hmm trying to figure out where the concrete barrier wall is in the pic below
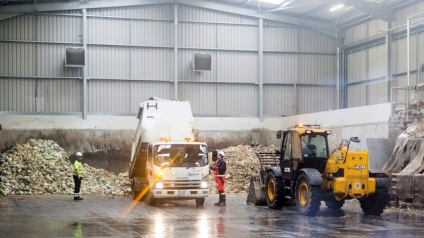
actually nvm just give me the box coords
[0,103,394,172]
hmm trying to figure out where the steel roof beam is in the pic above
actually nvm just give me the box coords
[0,0,336,38]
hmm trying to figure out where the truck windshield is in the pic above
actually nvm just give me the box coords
[154,144,208,167]
[301,134,327,158]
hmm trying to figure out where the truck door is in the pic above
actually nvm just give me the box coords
[281,132,294,180]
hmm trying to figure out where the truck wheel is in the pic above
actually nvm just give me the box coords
[295,174,320,216]
[265,172,284,209]
[325,199,345,209]
[147,194,157,206]
[132,191,141,201]
[359,188,388,216]
[195,198,205,207]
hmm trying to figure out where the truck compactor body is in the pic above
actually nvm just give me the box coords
[129,97,209,206]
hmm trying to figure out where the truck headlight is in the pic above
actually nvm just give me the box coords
[200,181,208,188]
[155,182,164,189]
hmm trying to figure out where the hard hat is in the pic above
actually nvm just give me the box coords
[76,152,83,157]
[217,151,225,157]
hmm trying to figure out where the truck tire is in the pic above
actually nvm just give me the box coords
[195,198,205,207]
[147,194,157,206]
[325,199,345,209]
[359,188,388,216]
[132,191,141,201]
[265,172,284,209]
[295,174,320,216]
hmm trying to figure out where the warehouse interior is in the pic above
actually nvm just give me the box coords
[1,0,424,202]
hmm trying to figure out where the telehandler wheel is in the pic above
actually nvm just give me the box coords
[325,199,345,209]
[195,198,205,207]
[295,174,320,216]
[359,188,388,216]
[265,172,284,209]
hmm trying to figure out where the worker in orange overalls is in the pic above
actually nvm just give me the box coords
[210,150,227,206]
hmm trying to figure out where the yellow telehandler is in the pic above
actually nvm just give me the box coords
[247,124,389,216]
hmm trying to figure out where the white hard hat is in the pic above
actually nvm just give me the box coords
[217,151,225,157]
[76,152,83,157]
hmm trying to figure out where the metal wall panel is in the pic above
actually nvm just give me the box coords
[37,79,81,112]
[264,26,298,52]
[368,80,388,105]
[178,49,214,82]
[347,50,367,83]
[88,46,130,79]
[263,85,294,116]
[0,78,35,111]
[88,4,173,20]
[88,18,129,45]
[297,86,337,114]
[368,44,386,79]
[131,48,173,81]
[393,2,424,27]
[0,15,36,41]
[131,20,173,46]
[263,53,298,84]
[179,22,217,49]
[37,15,81,42]
[217,84,257,116]
[179,5,256,24]
[347,84,367,108]
[129,81,172,113]
[217,24,257,50]
[0,42,35,76]
[179,83,217,115]
[38,44,83,78]
[344,19,386,44]
[393,36,405,75]
[299,29,336,53]
[298,55,336,85]
[216,51,257,83]
[88,80,130,113]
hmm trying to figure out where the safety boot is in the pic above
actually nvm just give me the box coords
[215,194,226,206]
[214,193,223,206]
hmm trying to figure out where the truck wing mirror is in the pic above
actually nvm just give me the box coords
[212,151,217,162]
[276,130,282,139]
[350,137,360,143]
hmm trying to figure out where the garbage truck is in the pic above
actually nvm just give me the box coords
[129,97,209,206]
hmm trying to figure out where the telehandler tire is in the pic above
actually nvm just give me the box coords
[325,199,345,209]
[265,172,284,209]
[359,188,388,216]
[295,174,320,216]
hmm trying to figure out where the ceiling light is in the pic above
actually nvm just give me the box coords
[259,0,285,4]
[330,4,344,12]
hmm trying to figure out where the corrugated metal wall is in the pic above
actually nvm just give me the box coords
[343,1,424,109]
[0,3,337,117]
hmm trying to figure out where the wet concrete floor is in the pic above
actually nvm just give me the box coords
[0,194,423,237]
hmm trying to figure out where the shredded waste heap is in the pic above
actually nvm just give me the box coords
[0,139,276,196]
[0,139,132,196]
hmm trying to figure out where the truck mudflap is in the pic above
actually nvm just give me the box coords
[246,176,267,206]
[298,168,323,186]
[151,188,209,199]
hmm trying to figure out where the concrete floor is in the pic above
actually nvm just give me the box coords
[0,193,423,237]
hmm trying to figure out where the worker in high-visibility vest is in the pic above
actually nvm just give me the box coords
[210,150,227,206]
[73,152,84,201]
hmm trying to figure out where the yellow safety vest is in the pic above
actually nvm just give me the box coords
[74,160,83,176]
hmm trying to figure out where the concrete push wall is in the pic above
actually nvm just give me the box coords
[0,103,394,173]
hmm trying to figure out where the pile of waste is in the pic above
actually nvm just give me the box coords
[0,139,275,196]
[208,144,276,194]
[0,139,132,196]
